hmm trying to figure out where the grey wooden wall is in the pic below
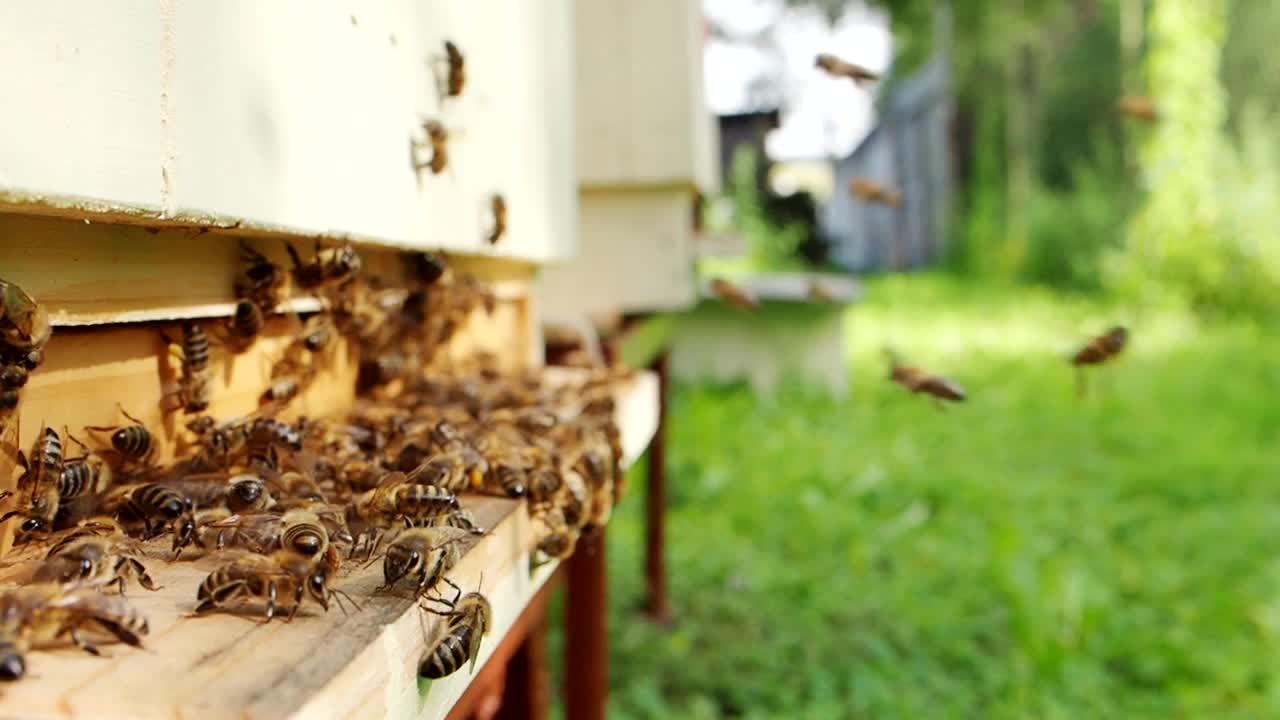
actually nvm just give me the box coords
[822,54,953,272]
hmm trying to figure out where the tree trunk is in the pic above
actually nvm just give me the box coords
[1003,0,1035,275]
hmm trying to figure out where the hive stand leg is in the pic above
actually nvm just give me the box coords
[565,530,607,720]
[644,350,670,625]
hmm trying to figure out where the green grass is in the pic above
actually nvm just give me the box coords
[548,274,1280,719]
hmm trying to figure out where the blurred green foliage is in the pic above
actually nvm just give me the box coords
[867,0,1280,317]
[547,274,1280,718]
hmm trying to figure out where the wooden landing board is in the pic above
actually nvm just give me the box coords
[0,370,659,720]
[0,212,535,327]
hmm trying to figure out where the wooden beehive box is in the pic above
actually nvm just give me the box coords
[535,0,720,318]
[0,3,660,718]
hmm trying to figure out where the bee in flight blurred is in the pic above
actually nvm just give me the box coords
[814,53,880,86]
[1116,96,1158,123]
[708,278,758,313]
[884,349,966,410]
[848,178,901,208]
[1070,326,1128,397]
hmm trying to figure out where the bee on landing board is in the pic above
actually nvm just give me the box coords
[885,349,966,410]
[418,584,492,680]
[814,53,880,85]
[1070,326,1128,397]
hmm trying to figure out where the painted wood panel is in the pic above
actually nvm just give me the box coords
[575,0,718,190]
[536,188,696,316]
[0,1,574,262]
[0,1,163,211]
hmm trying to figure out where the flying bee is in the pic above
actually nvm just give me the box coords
[286,240,362,292]
[414,120,449,176]
[220,299,265,354]
[379,526,473,597]
[708,277,759,312]
[262,355,315,407]
[161,321,212,413]
[34,533,159,594]
[1071,325,1128,397]
[85,407,155,465]
[418,587,492,679]
[849,178,901,208]
[486,194,506,245]
[234,241,287,311]
[443,40,465,97]
[1116,95,1158,123]
[814,53,880,85]
[885,349,966,409]
[0,583,149,681]
[0,277,52,355]
[194,549,356,623]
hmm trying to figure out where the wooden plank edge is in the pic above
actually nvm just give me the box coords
[0,191,570,264]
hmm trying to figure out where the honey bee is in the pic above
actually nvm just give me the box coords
[885,349,966,409]
[234,241,287,311]
[485,194,507,246]
[814,53,879,85]
[85,407,155,465]
[286,241,362,292]
[194,549,356,623]
[0,583,149,681]
[161,321,212,414]
[409,252,447,286]
[34,532,159,594]
[221,299,265,354]
[200,509,340,572]
[379,526,473,596]
[849,178,902,208]
[1,428,66,541]
[245,417,303,472]
[185,414,249,471]
[418,587,492,679]
[708,277,759,312]
[532,509,580,569]
[414,120,449,176]
[0,277,52,356]
[1116,95,1158,123]
[443,40,465,97]
[60,434,113,502]
[808,279,837,303]
[1071,326,1128,397]
[350,477,460,526]
[225,474,274,514]
[299,314,335,353]
[406,450,487,493]
[106,482,195,554]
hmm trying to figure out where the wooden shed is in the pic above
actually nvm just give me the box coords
[0,3,665,719]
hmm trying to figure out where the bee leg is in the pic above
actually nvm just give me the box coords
[287,584,304,622]
[128,559,160,591]
[119,407,146,427]
[68,626,101,657]
[261,581,277,624]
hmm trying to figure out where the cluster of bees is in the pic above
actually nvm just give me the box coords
[0,237,627,685]
[411,39,508,247]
